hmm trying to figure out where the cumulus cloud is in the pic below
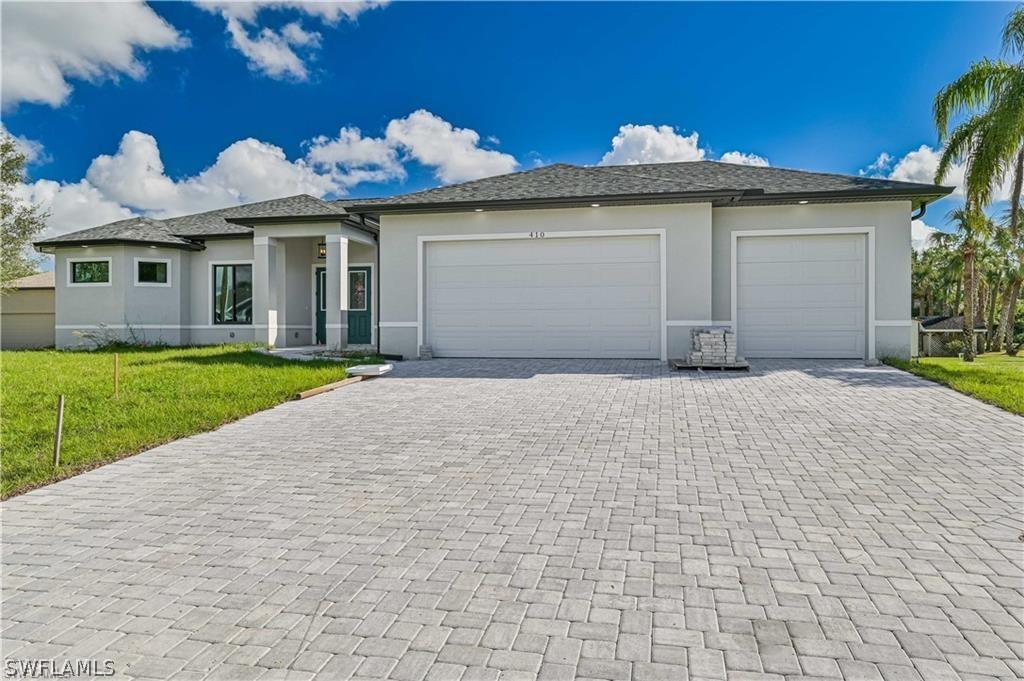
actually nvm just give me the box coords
[0,123,47,165]
[199,1,385,81]
[385,110,518,183]
[911,219,939,253]
[868,144,1011,201]
[18,110,517,237]
[15,180,134,239]
[306,127,406,186]
[84,131,335,218]
[1,1,186,110]
[599,124,705,166]
[719,151,769,167]
[598,124,768,167]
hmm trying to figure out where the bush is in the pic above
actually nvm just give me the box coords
[943,337,964,355]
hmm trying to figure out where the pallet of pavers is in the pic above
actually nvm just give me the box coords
[671,326,750,371]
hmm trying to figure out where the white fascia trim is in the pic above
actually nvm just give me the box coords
[67,256,113,287]
[417,228,669,361]
[730,227,876,361]
[133,257,172,288]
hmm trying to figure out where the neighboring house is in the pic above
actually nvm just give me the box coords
[1,272,56,350]
[35,161,952,360]
[918,315,987,356]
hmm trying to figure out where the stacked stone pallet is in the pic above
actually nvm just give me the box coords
[688,326,739,366]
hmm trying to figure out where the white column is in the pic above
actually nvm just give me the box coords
[253,236,280,347]
[325,234,349,349]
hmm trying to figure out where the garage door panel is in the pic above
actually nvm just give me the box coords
[740,283,864,308]
[738,260,864,286]
[426,235,661,358]
[738,234,866,359]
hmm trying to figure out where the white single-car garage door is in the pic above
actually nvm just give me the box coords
[425,234,661,358]
[737,233,867,358]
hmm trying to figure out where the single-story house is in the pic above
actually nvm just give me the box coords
[918,315,987,356]
[35,160,953,360]
[1,272,55,349]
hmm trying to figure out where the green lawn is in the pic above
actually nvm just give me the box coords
[885,352,1024,416]
[1,345,366,498]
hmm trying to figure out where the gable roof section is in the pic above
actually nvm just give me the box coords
[7,272,55,289]
[35,194,345,249]
[339,160,953,213]
[919,315,986,331]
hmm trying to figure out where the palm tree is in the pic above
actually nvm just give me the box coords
[934,6,1024,353]
[947,206,995,360]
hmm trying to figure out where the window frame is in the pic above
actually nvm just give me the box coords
[209,261,254,326]
[67,257,112,287]
[134,257,172,288]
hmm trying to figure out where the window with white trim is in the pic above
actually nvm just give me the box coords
[135,258,170,286]
[70,260,110,284]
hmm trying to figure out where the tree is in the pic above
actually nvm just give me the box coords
[948,206,995,360]
[934,6,1024,354]
[1,133,48,290]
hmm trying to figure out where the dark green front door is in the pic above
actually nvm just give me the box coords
[348,266,371,344]
[314,267,326,344]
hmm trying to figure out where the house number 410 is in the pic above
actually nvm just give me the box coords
[529,231,546,238]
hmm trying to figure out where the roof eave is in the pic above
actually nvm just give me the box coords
[343,190,746,215]
[33,237,204,251]
[223,214,350,226]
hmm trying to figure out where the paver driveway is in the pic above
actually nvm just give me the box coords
[2,360,1022,681]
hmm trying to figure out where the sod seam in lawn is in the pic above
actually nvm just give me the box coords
[884,352,1024,416]
[1,345,372,498]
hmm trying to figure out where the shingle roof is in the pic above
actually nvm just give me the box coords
[35,217,203,248]
[7,272,54,289]
[339,160,953,212]
[920,315,987,331]
[34,195,344,248]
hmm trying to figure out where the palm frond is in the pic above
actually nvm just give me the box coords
[1003,6,1024,57]
[934,59,1018,137]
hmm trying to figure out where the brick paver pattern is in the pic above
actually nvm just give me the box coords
[2,360,1022,681]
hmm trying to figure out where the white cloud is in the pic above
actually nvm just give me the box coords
[871,144,1011,201]
[1,1,186,109]
[719,151,769,167]
[17,110,517,237]
[912,219,939,253]
[15,180,134,239]
[385,110,518,183]
[199,1,386,81]
[598,124,767,168]
[0,123,47,165]
[223,17,311,80]
[306,127,406,186]
[85,131,335,218]
[599,124,705,166]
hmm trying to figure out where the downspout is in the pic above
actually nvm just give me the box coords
[912,203,927,221]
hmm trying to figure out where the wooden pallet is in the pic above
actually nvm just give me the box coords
[670,358,750,371]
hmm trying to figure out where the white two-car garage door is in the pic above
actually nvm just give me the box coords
[425,234,661,358]
[737,233,867,358]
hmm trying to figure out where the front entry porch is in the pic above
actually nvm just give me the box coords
[251,222,378,350]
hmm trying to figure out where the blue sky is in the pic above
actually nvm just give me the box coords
[1,1,1015,242]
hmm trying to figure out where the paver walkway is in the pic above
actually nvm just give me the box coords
[2,360,1022,681]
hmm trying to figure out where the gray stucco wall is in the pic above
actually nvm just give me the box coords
[379,200,913,360]
[711,200,913,359]
[378,204,713,360]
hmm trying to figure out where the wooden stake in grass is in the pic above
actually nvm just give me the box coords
[53,394,65,469]
[114,353,120,399]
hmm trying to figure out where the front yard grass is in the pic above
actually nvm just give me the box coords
[885,352,1024,416]
[1,344,366,498]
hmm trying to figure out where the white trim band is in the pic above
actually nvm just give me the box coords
[379,321,418,328]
